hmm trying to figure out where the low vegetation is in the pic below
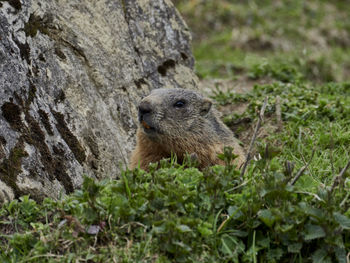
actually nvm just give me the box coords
[0,142,349,262]
[175,0,350,82]
[1,0,349,262]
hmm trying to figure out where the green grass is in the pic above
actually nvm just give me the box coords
[1,0,350,262]
[175,0,350,81]
[213,80,350,188]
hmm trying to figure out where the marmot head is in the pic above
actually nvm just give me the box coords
[138,88,212,142]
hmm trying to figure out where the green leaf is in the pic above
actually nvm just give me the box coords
[267,248,283,261]
[227,206,243,220]
[303,224,326,240]
[198,222,213,237]
[334,247,347,263]
[312,249,331,263]
[221,237,235,257]
[333,212,350,229]
[258,209,275,227]
[176,224,192,233]
[173,241,192,252]
[220,234,245,257]
[152,225,165,234]
[306,207,325,220]
[278,224,294,232]
[288,243,302,253]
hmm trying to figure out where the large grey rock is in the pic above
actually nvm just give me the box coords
[0,0,198,203]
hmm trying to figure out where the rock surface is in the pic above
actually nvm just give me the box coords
[0,0,198,203]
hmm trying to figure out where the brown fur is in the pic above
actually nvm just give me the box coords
[129,88,245,170]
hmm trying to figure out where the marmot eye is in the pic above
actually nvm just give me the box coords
[173,100,186,108]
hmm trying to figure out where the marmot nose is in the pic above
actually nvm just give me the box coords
[138,101,152,120]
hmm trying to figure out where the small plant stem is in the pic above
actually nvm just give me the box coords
[217,204,243,233]
[217,215,229,233]
[122,172,132,199]
[329,123,335,176]
[300,150,313,179]
[253,230,257,263]
[275,95,282,130]
[340,192,350,207]
[290,149,315,186]
[240,97,268,177]
[330,159,350,193]
[298,127,302,153]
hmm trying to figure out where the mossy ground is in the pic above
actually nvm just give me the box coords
[1,0,349,262]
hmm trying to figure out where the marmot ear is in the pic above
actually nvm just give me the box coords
[200,99,212,116]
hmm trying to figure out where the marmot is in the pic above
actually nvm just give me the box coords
[129,88,245,170]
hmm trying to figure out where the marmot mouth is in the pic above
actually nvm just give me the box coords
[141,120,157,133]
